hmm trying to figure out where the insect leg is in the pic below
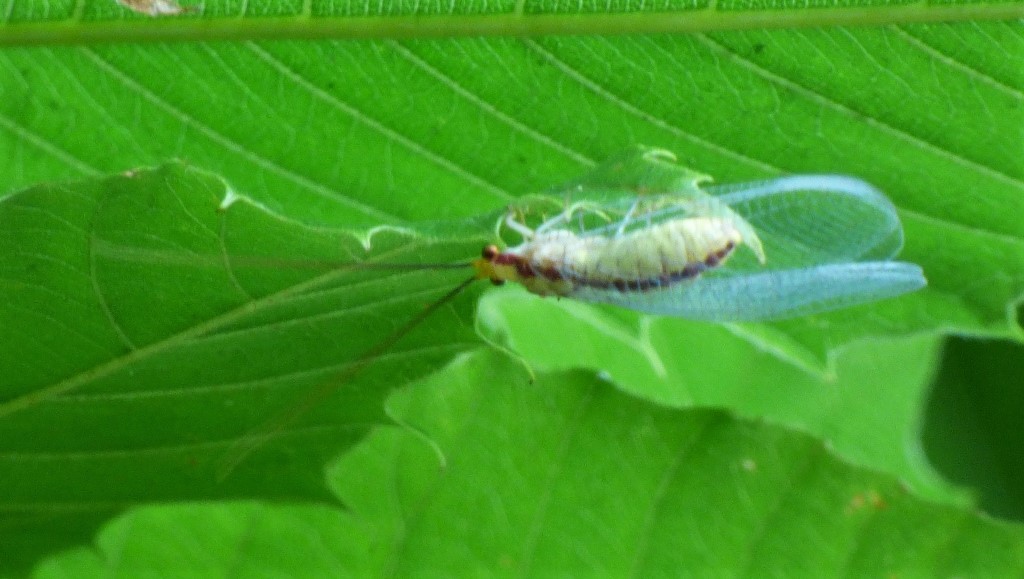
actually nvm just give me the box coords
[503,210,536,240]
[537,201,614,235]
[534,205,576,234]
[614,198,641,238]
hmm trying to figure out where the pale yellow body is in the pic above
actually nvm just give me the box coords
[476,217,754,297]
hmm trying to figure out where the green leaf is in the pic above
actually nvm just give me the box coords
[2,19,1021,358]
[33,351,1024,576]
[0,164,489,570]
[335,353,1024,575]
[3,2,1024,574]
[479,291,958,501]
[0,149,1014,572]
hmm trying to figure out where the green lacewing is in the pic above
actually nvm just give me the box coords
[215,149,925,473]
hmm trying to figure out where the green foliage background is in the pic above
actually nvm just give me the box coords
[2,0,1024,575]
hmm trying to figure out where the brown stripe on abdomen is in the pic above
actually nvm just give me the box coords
[566,240,736,293]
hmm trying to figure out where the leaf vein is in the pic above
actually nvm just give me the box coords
[696,34,1024,192]
[79,47,399,223]
[522,38,779,174]
[388,40,598,167]
[245,42,516,204]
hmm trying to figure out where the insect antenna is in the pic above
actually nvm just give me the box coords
[92,241,475,272]
[217,273,481,479]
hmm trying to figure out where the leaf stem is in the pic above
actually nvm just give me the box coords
[2,4,1024,47]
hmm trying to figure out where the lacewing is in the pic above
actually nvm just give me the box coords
[219,148,926,472]
[473,174,924,320]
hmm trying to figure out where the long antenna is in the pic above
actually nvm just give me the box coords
[217,274,481,479]
[92,242,473,271]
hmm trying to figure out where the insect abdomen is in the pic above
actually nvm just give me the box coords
[590,218,741,278]
[513,217,743,296]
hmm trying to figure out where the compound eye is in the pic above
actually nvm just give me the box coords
[481,244,500,260]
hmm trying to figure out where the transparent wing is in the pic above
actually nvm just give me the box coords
[573,262,926,321]
[708,174,905,267]
[566,174,927,321]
